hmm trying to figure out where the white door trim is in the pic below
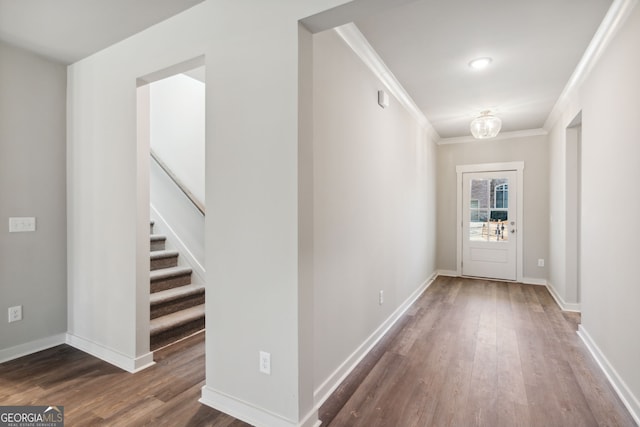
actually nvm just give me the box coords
[456,162,524,282]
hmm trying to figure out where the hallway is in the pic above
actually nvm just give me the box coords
[1,277,635,426]
[321,277,636,426]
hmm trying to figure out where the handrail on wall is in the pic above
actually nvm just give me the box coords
[150,149,206,216]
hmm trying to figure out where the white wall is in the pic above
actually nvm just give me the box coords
[548,2,640,420]
[578,3,640,418]
[564,124,581,305]
[311,29,437,400]
[0,41,67,360]
[66,1,353,425]
[437,135,549,281]
[548,118,570,304]
[147,73,206,280]
[298,22,315,420]
[150,73,205,205]
[150,157,205,280]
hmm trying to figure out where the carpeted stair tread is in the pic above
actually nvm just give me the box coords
[150,249,179,260]
[150,266,192,281]
[148,222,204,351]
[150,249,180,271]
[150,234,167,251]
[150,304,205,336]
[150,284,205,306]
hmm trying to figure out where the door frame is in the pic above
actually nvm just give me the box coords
[456,161,524,282]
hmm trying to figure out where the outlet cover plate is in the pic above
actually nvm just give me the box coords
[8,306,22,323]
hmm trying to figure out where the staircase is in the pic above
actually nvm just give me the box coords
[149,220,205,351]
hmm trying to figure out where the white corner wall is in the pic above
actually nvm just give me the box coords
[150,73,205,205]
[436,135,550,281]
[0,41,68,361]
[310,29,437,403]
[548,117,571,305]
[66,1,354,425]
[579,3,640,420]
[548,2,640,421]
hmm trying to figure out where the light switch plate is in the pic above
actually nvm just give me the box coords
[259,351,271,375]
[9,217,36,232]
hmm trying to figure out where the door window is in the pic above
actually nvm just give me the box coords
[469,178,509,242]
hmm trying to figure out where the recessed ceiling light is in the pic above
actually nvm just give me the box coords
[469,57,493,70]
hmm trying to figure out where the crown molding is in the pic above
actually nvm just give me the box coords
[334,23,441,142]
[543,0,639,131]
[331,0,638,144]
[437,128,548,145]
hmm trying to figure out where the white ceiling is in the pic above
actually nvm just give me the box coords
[0,0,613,139]
[0,0,203,64]
[354,0,612,138]
[183,66,206,83]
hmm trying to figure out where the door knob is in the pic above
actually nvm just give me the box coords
[511,229,516,233]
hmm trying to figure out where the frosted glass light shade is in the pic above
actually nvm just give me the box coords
[468,57,492,70]
[470,111,502,139]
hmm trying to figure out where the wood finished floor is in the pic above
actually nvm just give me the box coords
[320,276,637,426]
[0,332,250,426]
[0,277,636,426]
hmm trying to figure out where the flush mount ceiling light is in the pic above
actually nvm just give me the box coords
[470,110,502,139]
[468,57,492,70]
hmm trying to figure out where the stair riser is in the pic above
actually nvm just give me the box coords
[151,293,205,319]
[149,229,204,353]
[150,240,166,251]
[150,318,205,351]
[150,255,178,271]
[151,274,192,293]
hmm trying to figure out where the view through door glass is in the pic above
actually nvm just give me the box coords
[469,178,509,242]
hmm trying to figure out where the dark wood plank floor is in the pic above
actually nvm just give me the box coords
[0,332,250,426]
[1,277,636,426]
[320,276,637,426]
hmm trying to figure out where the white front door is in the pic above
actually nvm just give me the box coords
[462,171,517,280]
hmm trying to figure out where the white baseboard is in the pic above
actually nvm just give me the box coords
[438,272,550,288]
[198,262,443,427]
[312,271,438,409]
[546,282,581,312]
[522,277,547,286]
[300,410,322,427]
[201,268,436,427]
[150,204,206,286]
[0,333,66,364]
[578,326,640,425]
[200,386,315,427]
[66,333,155,373]
[437,269,458,277]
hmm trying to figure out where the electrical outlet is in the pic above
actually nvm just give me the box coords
[379,290,384,305]
[538,259,545,267]
[8,305,22,323]
[259,351,271,375]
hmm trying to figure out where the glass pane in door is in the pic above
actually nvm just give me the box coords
[469,178,509,242]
